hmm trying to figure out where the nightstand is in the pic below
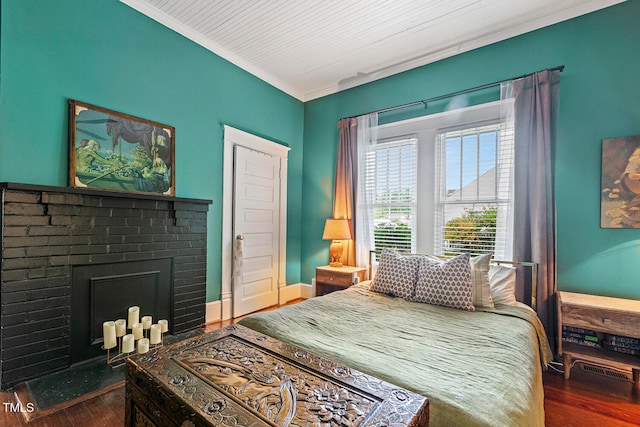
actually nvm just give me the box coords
[557,291,640,388]
[315,265,367,297]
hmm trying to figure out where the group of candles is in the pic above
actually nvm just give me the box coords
[102,306,169,356]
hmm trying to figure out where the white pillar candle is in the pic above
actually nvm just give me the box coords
[122,334,135,353]
[127,306,140,329]
[115,319,127,337]
[158,319,169,333]
[141,316,152,330]
[132,322,144,340]
[137,338,150,354]
[150,324,162,345]
[102,321,117,349]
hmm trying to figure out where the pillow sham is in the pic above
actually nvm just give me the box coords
[488,264,518,306]
[370,250,420,299]
[412,253,474,311]
[470,253,494,309]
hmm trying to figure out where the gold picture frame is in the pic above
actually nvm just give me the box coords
[69,100,175,196]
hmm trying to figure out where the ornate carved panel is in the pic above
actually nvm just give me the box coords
[126,324,428,427]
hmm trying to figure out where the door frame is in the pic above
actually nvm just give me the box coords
[221,125,290,320]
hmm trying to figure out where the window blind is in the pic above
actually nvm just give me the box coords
[364,137,417,255]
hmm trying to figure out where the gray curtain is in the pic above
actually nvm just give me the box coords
[333,117,359,266]
[512,69,561,350]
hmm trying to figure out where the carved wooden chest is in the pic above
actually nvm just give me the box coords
[126,324,428,426]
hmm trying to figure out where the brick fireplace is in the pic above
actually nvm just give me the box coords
[0,183,211,389]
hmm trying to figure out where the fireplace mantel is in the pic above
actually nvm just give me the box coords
[0,182,212,389]
[0,182,212,205]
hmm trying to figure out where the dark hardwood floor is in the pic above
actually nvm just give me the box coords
[543,365,640,426]
[0,385,125,427]
[2,304,639,426]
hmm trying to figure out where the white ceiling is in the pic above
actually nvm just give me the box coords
[121,0,625,101]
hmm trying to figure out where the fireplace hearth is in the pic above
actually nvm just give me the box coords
[0,183,211,389]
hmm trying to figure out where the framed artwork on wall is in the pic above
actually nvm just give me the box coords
[69,100,175,196]
[601,135,640,228]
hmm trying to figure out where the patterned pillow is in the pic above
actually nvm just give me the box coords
[470,253,494,309]
[370,250,420,299]
[412,253,475,311]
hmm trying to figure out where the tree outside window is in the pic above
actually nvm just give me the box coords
[443,206,497,256]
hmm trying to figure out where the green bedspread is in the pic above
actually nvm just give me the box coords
[239,282,552,427]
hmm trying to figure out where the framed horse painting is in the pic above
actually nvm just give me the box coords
[69,99,175,196]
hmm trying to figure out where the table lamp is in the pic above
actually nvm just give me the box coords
[322,219,352,267]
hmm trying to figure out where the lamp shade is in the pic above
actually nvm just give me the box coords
[322,219,352,240]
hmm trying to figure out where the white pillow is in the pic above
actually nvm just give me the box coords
[470,253,494,309]
[412,253,475,311]
[488,264,518,306]
[370,250,420,299]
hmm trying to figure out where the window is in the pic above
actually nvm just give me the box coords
[364,136,417,254]
[359,100,514,260]
[434,122,513,256]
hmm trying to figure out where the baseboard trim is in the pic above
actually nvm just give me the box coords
[205,300,222,324]
[280,283,313,303]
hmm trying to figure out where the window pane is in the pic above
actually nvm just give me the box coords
[435,123,511,256]
[461,133,479,200]
[443,204,497,256]
[478,131,497,199]
[445,137,461,198]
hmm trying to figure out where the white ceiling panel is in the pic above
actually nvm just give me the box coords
[120,0,626,101]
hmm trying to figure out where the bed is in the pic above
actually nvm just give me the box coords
[239,251,553,427]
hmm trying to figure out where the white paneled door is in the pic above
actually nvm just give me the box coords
[232,145,281,317]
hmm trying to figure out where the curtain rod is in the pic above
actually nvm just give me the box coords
[344,65,564,119]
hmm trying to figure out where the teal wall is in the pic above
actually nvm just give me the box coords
[0,0,304,301]
[302,1,640,299]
